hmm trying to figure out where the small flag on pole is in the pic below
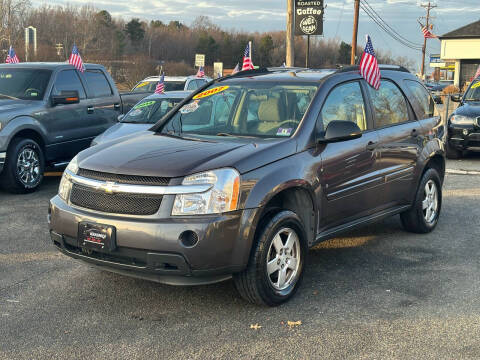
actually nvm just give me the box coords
[359,35,381,90]
[155,73,165,94]
[5,46,20,64]
[69,44,85,72]
[242,42,254,71]
[232,63,240,75]
[419,22,437,39]
[196,66,205,78]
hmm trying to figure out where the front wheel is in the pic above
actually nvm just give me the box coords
[233,210,307,306]
[400,168,442,234]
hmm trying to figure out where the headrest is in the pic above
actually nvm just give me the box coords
[258,98,281,123]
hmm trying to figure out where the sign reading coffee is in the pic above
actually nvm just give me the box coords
[295,0,324,36]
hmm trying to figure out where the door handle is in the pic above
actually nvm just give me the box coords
[411,128,418,137]
[87,106,94,113]
[366,141,377,151]
[114,103,121,110]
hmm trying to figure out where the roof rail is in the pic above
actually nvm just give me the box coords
[336,64,410,73]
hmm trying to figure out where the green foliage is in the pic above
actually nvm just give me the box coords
[258,35,274,67]
[125,18,145,44]
[338,41,351,65]
[196,33,219,62]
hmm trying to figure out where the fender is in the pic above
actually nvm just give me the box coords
[0,115,48,151]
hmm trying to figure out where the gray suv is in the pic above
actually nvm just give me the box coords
[49,66,446,306]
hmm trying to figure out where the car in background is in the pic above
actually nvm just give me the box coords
[131,76,211,94]
[446,78,480,159]
[91,91,190,146]
[425,81,453,104]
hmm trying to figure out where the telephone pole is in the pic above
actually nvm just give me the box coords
[351,0,360,65]
[286,0,295,67]
[419,2,436,79]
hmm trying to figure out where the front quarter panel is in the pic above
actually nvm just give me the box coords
[0,115,48,151]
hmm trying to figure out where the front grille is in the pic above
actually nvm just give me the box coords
[77,168,170,186]
[70,184,162,215]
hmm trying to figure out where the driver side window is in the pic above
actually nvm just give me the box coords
[320,81,367,131]
[52,70,86,99]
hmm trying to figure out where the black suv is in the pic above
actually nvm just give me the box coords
[49,66,446,306]
[447,78,480,159]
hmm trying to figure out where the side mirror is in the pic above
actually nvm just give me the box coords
[320,120,362,143]
[117,114,125,122]
[450,94,462,103]
[51,91,80,106]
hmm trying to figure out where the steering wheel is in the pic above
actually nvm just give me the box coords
[24,88,41,98]
[277,120,298,130]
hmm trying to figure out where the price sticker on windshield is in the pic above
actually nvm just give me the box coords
[193,86,229,100]
[134,100,156,109]
[471,82,480,89]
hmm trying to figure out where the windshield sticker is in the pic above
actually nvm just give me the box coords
[471,82,480,89]
[129,109,143,117]
[193,86,229,100]
[180,100,200,114]
[133,100,156,109]
[136,82,149,88]
[277,128,293,136]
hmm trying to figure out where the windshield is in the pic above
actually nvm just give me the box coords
[159,82,318,138]
[133,81,186,93]
[0,69,52,100]
[122,97,183,124]
[464,80,480,101]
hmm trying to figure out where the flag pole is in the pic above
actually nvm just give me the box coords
[249,41,252,60]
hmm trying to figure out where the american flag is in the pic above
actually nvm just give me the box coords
[241,42,254,71]
[421,25,437,39]
[5,46,19,64]
[359,35,381,90]
[474,65,480,80]
[232,63,240,75]
[196,66,205,78]
[69,44,85,72]
[155,73,165,94]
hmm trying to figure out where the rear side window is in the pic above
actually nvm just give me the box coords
[320,81,367,131]
[404,80,436,119]
[53,70,86,99]
[368,80,409,127]
[84,70,113,98]
[186,80,197,91]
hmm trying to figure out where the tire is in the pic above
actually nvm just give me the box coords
[446,141,462,159]
[0,138,45,194]
[400,168,442,234]
[233,210,307,306]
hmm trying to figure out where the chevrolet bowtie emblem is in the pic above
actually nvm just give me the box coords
[100,181,118,194]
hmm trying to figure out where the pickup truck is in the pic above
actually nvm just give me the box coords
[0,62,149,193]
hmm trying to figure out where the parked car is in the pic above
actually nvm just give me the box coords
[91,91,191,146]
[0,62,151,193]
[447,78,480,159]
[49,66,445,306]
[424,81,453,104]
[131,76,211,94]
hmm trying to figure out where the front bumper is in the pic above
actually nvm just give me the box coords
[49,195,257,285]
[448,125,480,151]
[0,151,5,174]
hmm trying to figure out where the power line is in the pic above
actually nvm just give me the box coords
[359,2,423,51]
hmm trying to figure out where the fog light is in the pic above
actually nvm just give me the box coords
[179,230,199,247]
[463,129,469,136]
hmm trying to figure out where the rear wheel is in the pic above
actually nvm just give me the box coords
[233,210,307,306]
[400,168,442,234]
[0,138,44,193]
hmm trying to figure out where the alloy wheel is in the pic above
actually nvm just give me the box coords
[16,147,40,186]
[422,179,438,224]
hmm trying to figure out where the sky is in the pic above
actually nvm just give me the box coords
[33,0,480,72]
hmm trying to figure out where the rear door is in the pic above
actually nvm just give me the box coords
[81,69,121,139]
[366,78,422,207]
[42,69,91,160]
[318,81,383,230]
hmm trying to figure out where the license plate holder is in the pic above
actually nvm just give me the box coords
[78,222,116,253]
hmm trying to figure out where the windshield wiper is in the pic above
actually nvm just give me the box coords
[464,98,480,102]
[216,132,236,137]
[0,93,19,100]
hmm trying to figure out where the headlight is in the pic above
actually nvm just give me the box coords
[172,168,240,216]
[58,156,78,201]
[450,115,474,125]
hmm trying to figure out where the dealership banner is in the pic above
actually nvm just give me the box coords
[295,0,324,36]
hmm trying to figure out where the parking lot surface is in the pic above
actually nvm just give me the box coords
[1,156,480,359]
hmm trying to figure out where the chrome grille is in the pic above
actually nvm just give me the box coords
[70,184,162,215]
[77,168,170,186]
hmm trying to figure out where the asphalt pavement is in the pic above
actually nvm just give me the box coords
[1,156,480,359]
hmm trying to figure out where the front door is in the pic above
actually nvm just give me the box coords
[317,81,383,231]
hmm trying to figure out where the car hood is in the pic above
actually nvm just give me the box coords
[453,102,480,118]
[94,123,152,145]
[78,132,297,177]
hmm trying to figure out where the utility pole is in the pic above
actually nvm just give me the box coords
[286,0,295,67]
[419,2,436,79]
[351,0,360,65]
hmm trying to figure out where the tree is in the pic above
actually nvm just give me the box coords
[196,33,218,63]
[338,41,351,65]
[258,35,274,67]
[125,18,145,44]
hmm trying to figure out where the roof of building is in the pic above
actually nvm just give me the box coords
[440,20,480,39]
